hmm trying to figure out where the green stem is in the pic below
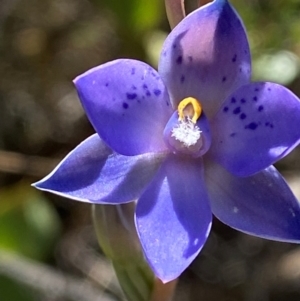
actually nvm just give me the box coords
[92,204,155,301]
[198,0,213,7]
[150,278,178,301]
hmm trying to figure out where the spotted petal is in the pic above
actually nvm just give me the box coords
[205,160,300,242]
[159,0,251,117]
[209,82,300,176]
[135,154,212,282]
[33,134,166,204]
[74,59,173,155]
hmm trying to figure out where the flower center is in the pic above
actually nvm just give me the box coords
[171,97,203,147]
[164,97,211,157]
[163,97,211,158]
[171,118,201,147]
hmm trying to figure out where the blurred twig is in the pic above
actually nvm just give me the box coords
[57,227,125,300]
[0,150,58,177]
[0,250,118,301]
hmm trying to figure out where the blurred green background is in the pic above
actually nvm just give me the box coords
[1,0,300,300]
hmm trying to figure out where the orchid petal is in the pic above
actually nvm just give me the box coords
[74,59,173,155]
[205,160,300,242]
[159,0,251,117]
[135,154,212,282]
[33,134,166,204]
[209,82,300,176]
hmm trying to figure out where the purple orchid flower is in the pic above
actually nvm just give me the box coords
[33,0,300,283]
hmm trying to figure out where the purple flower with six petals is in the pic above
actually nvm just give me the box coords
[33,0,300,283]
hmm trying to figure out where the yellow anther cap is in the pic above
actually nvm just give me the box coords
[177,97,202,123]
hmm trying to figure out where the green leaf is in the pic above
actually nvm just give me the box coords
[94,0,163,33]
[0,275,36,301]
[0,182,61,260]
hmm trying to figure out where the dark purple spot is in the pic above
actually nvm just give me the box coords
[188,56,193,62]
[239,67,242,73]
[240,98,246,104]
[143,84,148,89]
[153,89,161,96]
[126,93,137,100]
[131,68,135,75]
[232,54,237,62]
[230,133,236,137]
[105,82,109,87]
[255,88,259,92]
[222,76,227,82]
[180,75,185,83]
[223,106,229,112]
[231,97,236,103]
[240,113,246,120]
[253,96,258,102]
[265,122,274,129]
[176,55,183,64]
[137,99,141,103]
[123,102,129,109]
[163,51,167,57]
[166,101,170,106]
[268,88,271,92]
[146,91,151,97]
[132,85,137,90]
[258,105,264,112]
[233,107,241,114]
[151,72,160,80]
[172,43,177,49]
[245,122,258,130]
